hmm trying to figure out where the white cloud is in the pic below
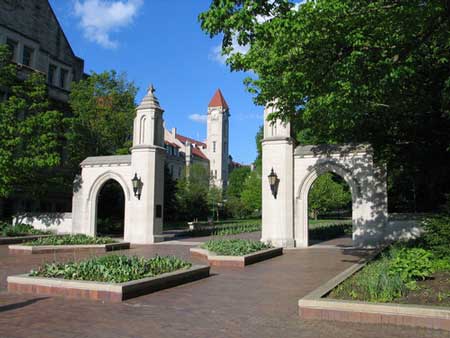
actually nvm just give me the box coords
[74,0,143,49]
[210,37,250,65]
[189,114,208,124]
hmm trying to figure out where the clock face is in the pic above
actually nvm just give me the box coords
[210,110,219,120]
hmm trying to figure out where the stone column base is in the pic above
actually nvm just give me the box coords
[262,238,295,248]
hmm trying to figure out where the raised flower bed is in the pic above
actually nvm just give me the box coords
[190,239,282,267]
[299,215,450,331]
[9,234,130,254]
[8,254,210,302]
[0,223,55,245]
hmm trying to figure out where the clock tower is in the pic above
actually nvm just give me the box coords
[206,89,229,188]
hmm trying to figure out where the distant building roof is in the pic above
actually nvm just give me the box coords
[165,140,180,149]
[208,89,229,109]
[175,134,207,148]
[192,147,208,160]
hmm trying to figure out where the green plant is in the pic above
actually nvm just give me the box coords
[29,255,191,283]
[201,239,271,256]
[0,223,50,237]
[309,223,352,241]
[24,234,116,246]
[387,247,434,282]
[331,258,407,303]
[422,214,450,258]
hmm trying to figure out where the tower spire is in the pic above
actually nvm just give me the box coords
[208,88,229,109]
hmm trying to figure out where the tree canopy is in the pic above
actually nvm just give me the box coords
[66,71,137,167]
[200,0,450,211]
[0,45,63,198]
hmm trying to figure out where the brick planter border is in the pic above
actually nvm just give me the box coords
[7,265,210,302]
[9,242,130,254]
[190,247,282,267]
[298,255,450,331]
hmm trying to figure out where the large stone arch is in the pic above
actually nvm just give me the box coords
[293,144,388,248]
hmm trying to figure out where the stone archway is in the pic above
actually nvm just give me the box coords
[295,160,360,247]
[90,174,129,238]
[293,145,388,248]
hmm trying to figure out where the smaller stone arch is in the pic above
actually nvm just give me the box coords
[293,144,388,248]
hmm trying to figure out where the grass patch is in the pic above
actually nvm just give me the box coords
[29,254,192,283]
[201,239,271,256]
[0,223,50,237]
[24,234,117,246]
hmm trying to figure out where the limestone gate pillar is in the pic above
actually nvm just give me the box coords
[261,102,295,248]
[128,86,166,244]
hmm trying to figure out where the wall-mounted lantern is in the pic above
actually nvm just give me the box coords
[268,168,279,199]
[132,173,143,200]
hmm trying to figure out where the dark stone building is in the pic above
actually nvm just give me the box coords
[0,0,84,102]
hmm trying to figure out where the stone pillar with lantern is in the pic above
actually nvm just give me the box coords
[261,101,295,248]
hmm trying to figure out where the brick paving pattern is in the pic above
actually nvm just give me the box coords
[0,236,448,338]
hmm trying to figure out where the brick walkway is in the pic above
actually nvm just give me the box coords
[0,237,448,338]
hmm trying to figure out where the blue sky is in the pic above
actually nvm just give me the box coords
[48,0,263,165]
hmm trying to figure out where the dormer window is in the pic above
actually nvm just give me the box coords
[60,68,68,89]
[22,46,34,67]
[6,38,18,62]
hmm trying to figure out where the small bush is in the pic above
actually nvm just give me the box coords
[331,257,407,302]
[309,223,351,241]
[24,234,116,246]
[421,214,450,258]
[0,222,50,237]
[387,246,434,282]
[30,255,191,283]
[201,239,271,256]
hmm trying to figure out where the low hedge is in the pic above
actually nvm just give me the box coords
[201,239,271,256]
[24,234,116,246]
[0,223,50,237]
[30,254,192,283]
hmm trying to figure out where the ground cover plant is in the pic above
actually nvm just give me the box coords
[309,223,351,241]
[201,239,271,256]
[24,234,116,246]
[0,222,50,237]
[329,214,450,304]
[30,254,192,283]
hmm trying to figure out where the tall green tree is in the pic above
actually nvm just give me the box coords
[175,164,210,220]
[66,71,137,167]
[309,173,351,219]
[200,0,450,211]
[0,45,63,198]
[227,166,251,198]
[240,171,262,215]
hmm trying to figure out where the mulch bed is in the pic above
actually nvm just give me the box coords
[394,272,450,307]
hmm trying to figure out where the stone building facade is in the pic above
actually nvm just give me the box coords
[0,0,85,103]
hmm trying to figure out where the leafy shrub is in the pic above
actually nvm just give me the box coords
[212,223,261,236]
[331,257,407,302]
[387,246,434,282]
[421,214,450,258]
[0,222,50,237]
[24,234,116,246]
[309,223,351,241]
[201,239,271,256]
[30,255,191,283]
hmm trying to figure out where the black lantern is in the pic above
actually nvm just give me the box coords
[131,173,143,200]
[268,168,279,198]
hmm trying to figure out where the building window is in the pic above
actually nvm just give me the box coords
[60,68,68,89]
[178,167,182,178]
[48,64,57,85]
[170,165,174,176]
[214,170,217,178]
[213,141,216,153]
[22,46,34,67]
[6,38,18,61]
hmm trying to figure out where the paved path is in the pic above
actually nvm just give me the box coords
[0,238,447,338]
